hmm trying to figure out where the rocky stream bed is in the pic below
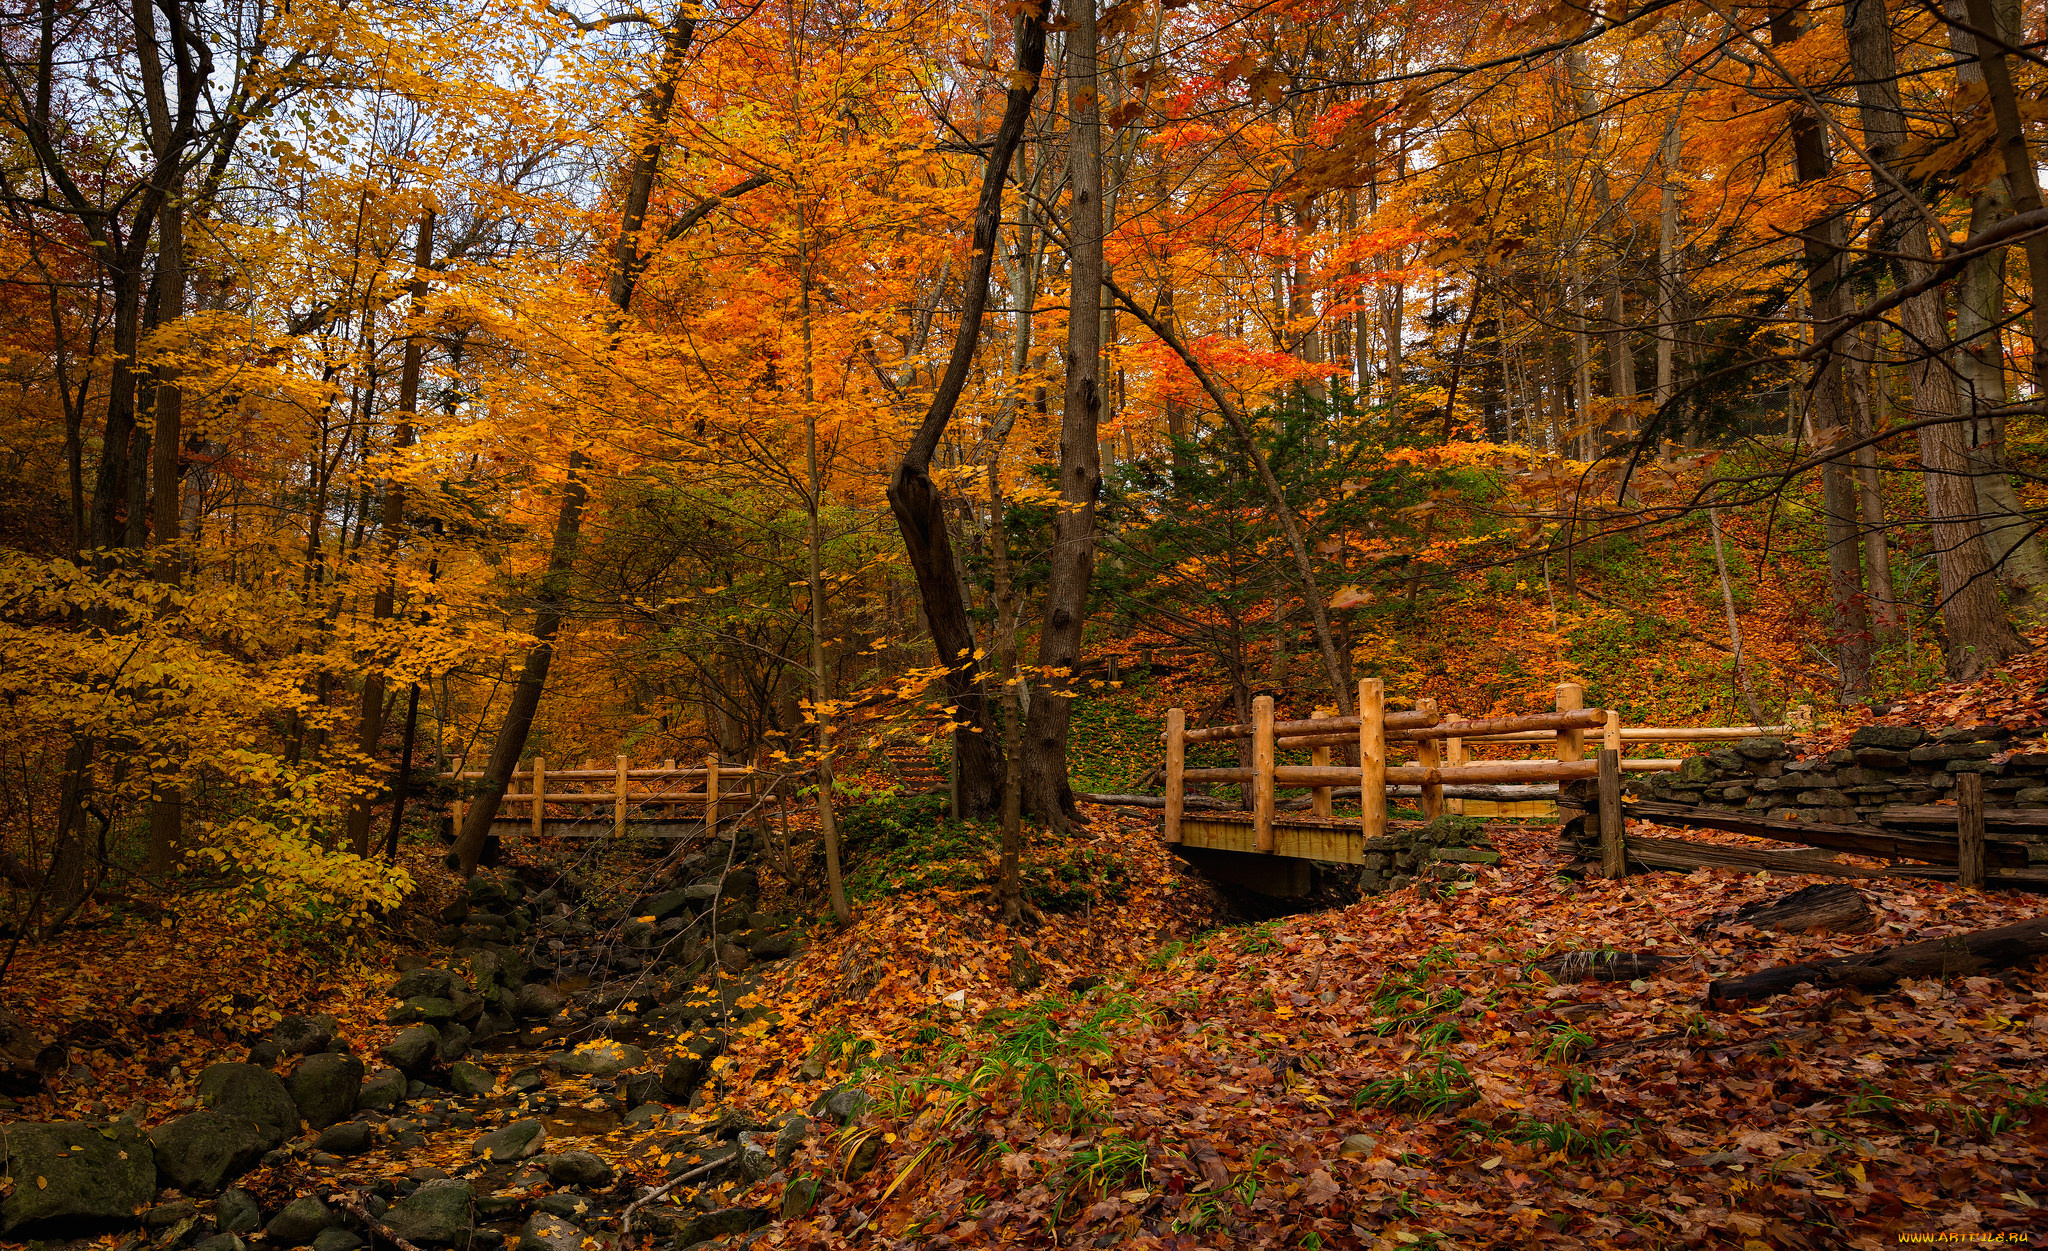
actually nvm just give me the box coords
[0,853,843,1251]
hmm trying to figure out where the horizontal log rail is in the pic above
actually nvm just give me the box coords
[1178,708,1437,745]
[449,753,760,841]
[1456,725,1793,744]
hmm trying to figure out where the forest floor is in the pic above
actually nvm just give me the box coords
[6,699,2048,1249]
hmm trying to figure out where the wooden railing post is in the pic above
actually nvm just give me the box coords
[1311,743,1333,817]
[1417,697,1443,819]
[1164,707,1186,843]
[705,753,721,833]
[1555,682,1585,764]
[1252,695,1276,853]
[1359,678,1386,841]
[614,755,629,838]
[1958,770,1986,889]
[1603,710,1622,756]
[1445,733,1466,815]
[532,756,545,838]
[1598,746,1625,879]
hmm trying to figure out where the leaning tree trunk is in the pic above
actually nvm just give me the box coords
[885,9,1046,820]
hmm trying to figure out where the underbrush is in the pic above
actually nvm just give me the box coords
[836,793,1135,913]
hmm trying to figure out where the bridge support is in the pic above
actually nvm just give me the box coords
[1176,845,1313,898]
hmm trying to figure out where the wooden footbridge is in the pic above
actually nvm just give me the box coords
[447,756,758,840]
[1162,679,1786,876]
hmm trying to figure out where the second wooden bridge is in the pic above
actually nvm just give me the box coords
[1163,679,1782,867]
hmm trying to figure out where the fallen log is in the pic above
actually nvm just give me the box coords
[1077,792,1228,811]
[1534,950,1679,983]
[1622,800,2030,869]
[1705,916,2048,1005]
[1693,883,1875,936]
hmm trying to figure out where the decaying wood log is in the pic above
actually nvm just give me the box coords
[1534,950,1679,983]
[1693,883,1875,936]
[1706,916,2048,1005]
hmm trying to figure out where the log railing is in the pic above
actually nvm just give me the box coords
[1161,680,1791,852]
[445,755,757,839]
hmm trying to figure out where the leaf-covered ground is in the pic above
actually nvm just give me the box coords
[724,813,2048,1250]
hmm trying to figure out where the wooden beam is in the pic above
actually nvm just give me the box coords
[1445,734,1466,815]
[1360,678,1386,842]
[1604,710,1622,756]
[1182,706,1437,745]
[706,753,721,831]
[532,756,545,839]
[1311,744,1333,817]
[1457,725,1793,744]
[1165,707,1186,842]
[1253,695,1276,853]
[615,755,629,838]
[1958,771,1986,890]
[1621,800,2030,868]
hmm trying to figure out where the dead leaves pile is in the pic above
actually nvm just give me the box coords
[738,820,2047,1249]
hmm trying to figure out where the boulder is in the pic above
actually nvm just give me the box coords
[507,984,565,1021]
[639,890,693,921]
[149,1109,268,1196]
[676,1209,767,1245]
[660,1033,725,1102]
[288,1052,365,1130]
[435,1022,473,1064]
[390,968,464,1001]
[814,1084,871,1126]
[197,1063,299,1146]
[381,1025,440,1075]
[518,1214,585,1251]
[0,1119,156,1232]
[748,932,801,960]
[554,1041,643,1078]
[389,996,457,1026]
[543,1150,614,1188]
[471,1118,544,1161]
[383,1179,474,1244]
[314,1121,374,1155]
[271,1014,338,1057]
[264,1196,337,1246]
[356,1067,407,1110]
[1849,725,1926,750]
[1733,736,1787,761]
[313,1229,365,1251]
[449,1061,495,1097]
[194,1236,245,1251]
[216,1188,263,1234]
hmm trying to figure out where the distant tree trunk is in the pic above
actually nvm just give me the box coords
[1773,2,1870,700]
[1654,102,1683,408]
[1845,327,1904,641]
[146,192,188,872]
[1021,0,1105,828]
[347,213,433,857]
[1846,0,2025,678]
[886,8,1046,821]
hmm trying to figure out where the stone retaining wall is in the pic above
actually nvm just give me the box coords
[1639,724,2048,828]
[1356,817,1500,894]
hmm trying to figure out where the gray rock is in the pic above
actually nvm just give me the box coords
[382,1025,441,1074]
[1850,725,1926,750]
[449,1061,495,1096]
[1733,736,1786,761]
[554,1041,644,1077]
[314,1121,374,1155]
[533,1195,594,1219]
[508,983,566,1021]
[357,1067,407,1110]
[748,932,801,960]
[814,1084,871,1126]
[717,941,751,973]
[0,1119,156,1232]
[390,996,458,1025]
[471,1118,544,1161]
[264,1196,337,1246]
[676,1209,768,1245]
[519,1214,585,1251]
[390,968,464,1001]
[640,889,693,920]
[149,1109,268,1196]
[661,1032,726,1102]
[272,1014,338,1057]
[146,1200,199,1230]
[216,1188,263,1233]
[779,1178,820,1219]
[384,1179,474,1244]
[435,1022,473,1064]
[194,1236,246,1251]
[197,1062,299,1146]
[289,1052,365,1130]
[543,1149,614,1188]
[313,1228,365,1251]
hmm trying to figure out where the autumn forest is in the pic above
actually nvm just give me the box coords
[3,0,2048,1244]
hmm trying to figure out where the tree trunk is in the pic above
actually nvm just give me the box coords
[1845,0,2026,679]
[348,213,434,857]
[452,10,704,874]
[1021,0,1105,828]
[1707,916,2048,1004]
[885,10,1046,820]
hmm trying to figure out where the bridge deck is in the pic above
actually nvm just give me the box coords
[1175,811,1426,864]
